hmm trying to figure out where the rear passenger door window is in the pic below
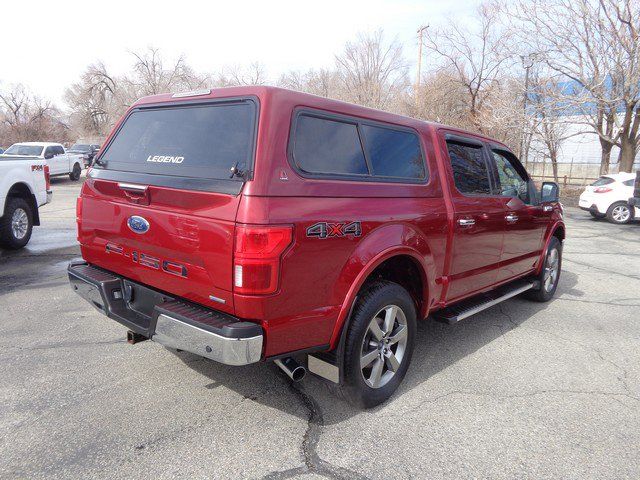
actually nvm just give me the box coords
[290,111,427,182]
[446,141,492,195]
[293,115,368,176]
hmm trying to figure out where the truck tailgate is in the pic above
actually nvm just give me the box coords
[78,178,240,314]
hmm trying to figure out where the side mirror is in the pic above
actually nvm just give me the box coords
[44,153,54,159]
[541,182,559,203]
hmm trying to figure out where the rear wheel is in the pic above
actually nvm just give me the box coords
[69,163,82,181]
[0,197,33,249]
[526,236,561,302]
[606,202,633,224]
[337,281,416,408]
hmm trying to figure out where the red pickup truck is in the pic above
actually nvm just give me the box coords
[68,86,564,407]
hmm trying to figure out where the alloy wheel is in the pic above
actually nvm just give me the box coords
[11,208,28,240]
[543,247,559,292]
[611,205,631,223]
[359,305,408,389]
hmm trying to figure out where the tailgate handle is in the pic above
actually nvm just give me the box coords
[118,182,150,204]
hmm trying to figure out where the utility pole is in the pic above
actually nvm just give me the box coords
[519,53,537,163]
[415,25,429,113]
[416,25,429,88]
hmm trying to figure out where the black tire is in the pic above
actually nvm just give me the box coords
[69,163,82,181]
[526,236,562,302]
[336,281,416,408]
[589,211,605,219]
[606,201,633,224]
[0,197,34,250]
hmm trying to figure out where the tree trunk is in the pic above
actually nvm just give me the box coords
[617,136,636,173]
[550,152,559,183]
[599,140,613,175]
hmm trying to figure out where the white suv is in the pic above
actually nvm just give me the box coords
[579,172,638,224]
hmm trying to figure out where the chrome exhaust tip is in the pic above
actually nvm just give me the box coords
[274,357,306,382]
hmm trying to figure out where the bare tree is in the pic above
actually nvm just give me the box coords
[278,69,340,98]
[127,47,208,97]
[64,62,120,138]
[215,62,268,87]
[65,48,210,139]
[423,1,511,133]
[527,74,578,181]
[601,0,640,171]
[410,70,475,128]
[0,84,70,145]
[510,0,640,173]
[334,30,408,110]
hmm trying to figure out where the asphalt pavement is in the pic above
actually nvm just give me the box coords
[1,175,638,479]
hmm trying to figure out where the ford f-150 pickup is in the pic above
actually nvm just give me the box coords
[2,142,84,181]
[0,154,52,249]
[68,86,564,407]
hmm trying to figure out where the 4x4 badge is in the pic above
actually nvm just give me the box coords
[306,221,362,239]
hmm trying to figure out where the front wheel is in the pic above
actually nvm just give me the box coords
[0,197,34,249]
[337,281,416,408]
[606,202,633,224]
[69,163,82,181]
[526,236,562,302]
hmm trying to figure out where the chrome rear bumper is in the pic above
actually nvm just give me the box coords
[68,261,263,366]
[153,314,262,365]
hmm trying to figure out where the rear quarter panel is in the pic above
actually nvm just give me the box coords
[235,195,448,357]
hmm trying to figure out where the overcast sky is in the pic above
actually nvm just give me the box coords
[3,0,479,106]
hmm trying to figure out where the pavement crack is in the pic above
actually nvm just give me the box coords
[498,303,519,329]
[496,303,637,400]
[401,388,640,415]
[563,258,640,281]
[262,380,370,480]
[5,338,124,352]
[555,296,640,307]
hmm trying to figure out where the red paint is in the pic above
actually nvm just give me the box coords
[77,86,564,358]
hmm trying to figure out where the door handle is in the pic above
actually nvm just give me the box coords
[505,214,518,223]
[458,218,476,226]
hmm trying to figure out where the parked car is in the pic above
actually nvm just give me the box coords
[627,172,640,211]
[67,86,564,408]
[0,152,52,249]
[1,142,84,181]
[68,143,100,167]
[578,172,638,224]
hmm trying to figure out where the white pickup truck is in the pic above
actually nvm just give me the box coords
[0,154,52,249]
[1,142,84,181]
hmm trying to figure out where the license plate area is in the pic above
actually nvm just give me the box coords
[122,279,174,320]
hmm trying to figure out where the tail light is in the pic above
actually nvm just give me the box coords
[76,197,83,240]
[234,225,293,295]
[594,187,613,193]
[44,164,51,190]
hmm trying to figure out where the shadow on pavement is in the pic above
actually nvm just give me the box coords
[170,269,581,425]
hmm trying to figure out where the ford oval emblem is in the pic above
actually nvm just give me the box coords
[127,215,150,234]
